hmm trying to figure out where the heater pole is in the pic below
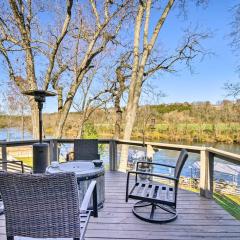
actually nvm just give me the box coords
[22,90,56,173]
[38,102,43,143]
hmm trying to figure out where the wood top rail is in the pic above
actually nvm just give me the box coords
[0,138,239,165]
[116,140,240,164]
[0,138,113,147]
[207,147,240,165]
[116,139,204,153]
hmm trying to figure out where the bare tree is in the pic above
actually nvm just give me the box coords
[0,0,131,139]
[50,0,132,138]
[72,67,112,138]
[224,82,240,98]
[226,3,240,98]
[119,0,208,171]
[1,81,30,140]
[0,0,74,138]
[105,52,132,139]
[135,85,165,145]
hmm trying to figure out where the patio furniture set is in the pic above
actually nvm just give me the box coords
[0,139,188,240]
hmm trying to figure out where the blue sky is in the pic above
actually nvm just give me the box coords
[151,0,240,104]
[1,1,240,113]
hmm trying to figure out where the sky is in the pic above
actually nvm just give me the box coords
[1,1,240,113]
[150,0,240,104]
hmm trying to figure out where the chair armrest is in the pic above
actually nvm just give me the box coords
[136,161,175,169]
[80,180,98,217]
[128,170,178,181]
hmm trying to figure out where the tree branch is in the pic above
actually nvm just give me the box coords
[143,0,151,48]
[148,0,175,52]
[90,0,101,28]
[143,32,209,77]
[0,42,25,91]
[44,0,73,90]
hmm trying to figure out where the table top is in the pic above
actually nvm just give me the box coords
[46,161,104,178]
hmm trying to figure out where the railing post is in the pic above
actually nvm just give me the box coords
[109,140,117,171]
[146,144,154,161]
[200,148,214,198]
[1,142,7,171]
[49,140,58,162]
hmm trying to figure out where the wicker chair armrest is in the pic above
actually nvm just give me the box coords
[80,180,98,217]
[127,170,178,181]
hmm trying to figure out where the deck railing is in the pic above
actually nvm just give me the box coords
[0,138,240,199]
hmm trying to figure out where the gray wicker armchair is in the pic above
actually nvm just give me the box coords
[0,160,26,216]
[0,172,98,240]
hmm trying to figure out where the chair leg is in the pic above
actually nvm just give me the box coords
[132,201,177,223]
[92,184,98,217]
[7,236,14,240]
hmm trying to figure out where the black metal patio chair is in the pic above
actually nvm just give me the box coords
[0,172,98,240]
[0,160,25,173]
[73,139,100,161]
[126,149,188,223]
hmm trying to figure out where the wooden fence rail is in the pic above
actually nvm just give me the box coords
[0,139,240,199]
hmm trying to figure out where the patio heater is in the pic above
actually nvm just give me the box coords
[23,90,56,173]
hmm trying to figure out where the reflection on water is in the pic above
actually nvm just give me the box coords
[153,150,200,178]
[0,128,32,141]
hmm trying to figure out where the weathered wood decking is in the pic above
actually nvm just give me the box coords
[0,171,240,240]
[87,171,240,240]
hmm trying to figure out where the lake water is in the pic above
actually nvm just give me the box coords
[1,127,239,185]
[0,127,32,141]
[126,141,240,185]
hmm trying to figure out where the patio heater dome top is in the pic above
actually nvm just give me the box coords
[23,89,56,96]
[22,89,56,145]
[22,90,56,102]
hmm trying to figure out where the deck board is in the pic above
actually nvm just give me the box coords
[0,171,239,240]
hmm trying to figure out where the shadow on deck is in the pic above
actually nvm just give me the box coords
[0,171,240,240]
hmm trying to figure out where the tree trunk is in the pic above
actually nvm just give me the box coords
[77,123,84,139]
[21,107,24,140]
[117,2,144,172]
[114,109,122,139]
[77,111,88,138]
[113,94,122,139]
[55,100,72,139]
[118,74,143,171]
[29,100,39,139]
[118,0,174,171]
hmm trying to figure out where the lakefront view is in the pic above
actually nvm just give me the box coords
[0,0,239,239]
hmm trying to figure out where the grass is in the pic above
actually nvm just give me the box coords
[15,156,32,167]
[213,192,240,220]
[179,185,240,220]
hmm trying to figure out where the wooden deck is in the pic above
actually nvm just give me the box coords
[0,171,240,240]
